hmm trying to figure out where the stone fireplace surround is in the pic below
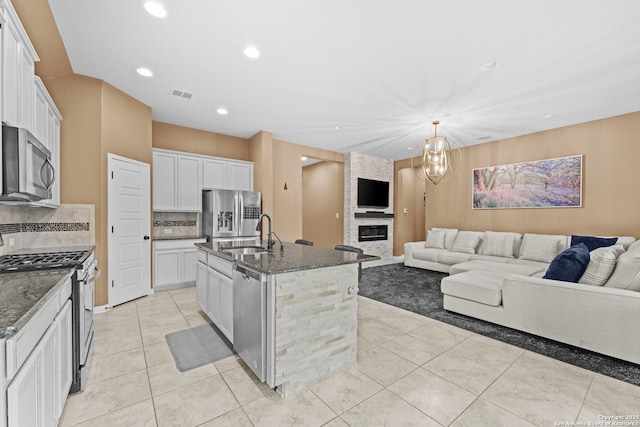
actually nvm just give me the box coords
[344,152,394,259]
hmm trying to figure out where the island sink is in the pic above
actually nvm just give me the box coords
[222,246,268,255]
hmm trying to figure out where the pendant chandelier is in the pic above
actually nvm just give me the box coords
[411,121,462,185]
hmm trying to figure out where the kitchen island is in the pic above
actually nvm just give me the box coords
[195,241,378,396]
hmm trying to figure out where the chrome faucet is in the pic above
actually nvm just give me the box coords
[256,214,275,250]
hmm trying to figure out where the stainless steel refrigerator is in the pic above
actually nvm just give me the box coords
[202,189,261,240]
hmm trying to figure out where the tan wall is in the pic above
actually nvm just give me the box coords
[272,139,344,242]
[152,121,250,161]
[426,112,640,237]
[45,76,153,306]
[249,131,274,239]
[302,161,344,248]
[12,0,73,79]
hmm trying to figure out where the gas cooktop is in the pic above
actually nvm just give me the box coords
[0,250,91,272]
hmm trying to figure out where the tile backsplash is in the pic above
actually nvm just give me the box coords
[153,212,200,238]
[0,204,95,255]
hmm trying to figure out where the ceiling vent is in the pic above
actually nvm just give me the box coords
[171,89,193,99]
[476,135,492,141]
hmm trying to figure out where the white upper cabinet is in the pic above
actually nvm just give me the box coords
[177,154,201,211]
[32,77,62,208]
[0,0,39,130]
[152,151,202,212]
[228,162,253,191]
[202,157,253,191]
[152,151,178,211]
[153,148,253,212]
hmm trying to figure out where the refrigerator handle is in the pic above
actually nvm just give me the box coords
[235,191,242,236]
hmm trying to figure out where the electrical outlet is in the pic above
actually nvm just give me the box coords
[163,229,173,234]
[9,238,15,247]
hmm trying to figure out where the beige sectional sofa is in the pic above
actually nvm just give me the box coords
[404,229,640,365]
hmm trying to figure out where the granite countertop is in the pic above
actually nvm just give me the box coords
[153,235,206,241]
[0,268,75,338]
[196,241,379,275]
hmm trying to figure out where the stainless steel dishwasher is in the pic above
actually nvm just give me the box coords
[232,264,266,381]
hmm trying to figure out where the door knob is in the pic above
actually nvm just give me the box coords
[143,236,150,240]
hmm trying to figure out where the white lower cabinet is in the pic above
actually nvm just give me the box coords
[195,249,234,343]
[6,295,72,427]
[153,239,206,290]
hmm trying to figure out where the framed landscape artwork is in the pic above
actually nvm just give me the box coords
[472,155,582,209]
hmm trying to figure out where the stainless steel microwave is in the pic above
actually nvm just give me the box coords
[1,124,54,201]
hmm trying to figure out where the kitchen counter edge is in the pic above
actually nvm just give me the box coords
[195,241,380,275]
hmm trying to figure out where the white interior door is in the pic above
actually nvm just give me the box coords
[108,154,151,306]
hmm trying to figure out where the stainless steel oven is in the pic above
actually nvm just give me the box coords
[73,256,99,392]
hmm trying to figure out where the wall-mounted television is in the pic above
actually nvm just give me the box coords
[357,178,389,209]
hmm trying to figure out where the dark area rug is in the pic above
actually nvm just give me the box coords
[166,323,235,372]
[359,263,640,386]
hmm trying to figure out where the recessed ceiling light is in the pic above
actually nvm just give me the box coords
[216,108,228,115]
[542,113,553,119]
[144,2,166,18]
[243,46,260,59]
[136,67,153,77]
[333,126,343,130]
[480,61,499,71]
[301,156,308,161]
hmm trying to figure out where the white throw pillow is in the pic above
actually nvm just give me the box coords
[431,228,459,250]
[452,231,482,254]
[479,231,520,258]
[519,234,564,263]
[425,229,446,249]
[579,245,625,286]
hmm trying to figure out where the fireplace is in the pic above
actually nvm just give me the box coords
[358,225,388,242]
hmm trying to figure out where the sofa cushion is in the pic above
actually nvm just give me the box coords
[413,248,446,263]
[449,260,545,276]
[470,254,510,263]
[571,235,618,251]
[478,231,521,258]
[425,229,446,249]
[441,270,504,306]
[438,251,473,266]
[519,233,565,263]
[579,245,625,286]
[432,228,458,250]
[605,245,640,291]
[543,243,590,282]
[508,258,550,270]
[451,231,483,254]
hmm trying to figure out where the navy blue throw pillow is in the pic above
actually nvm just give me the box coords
[571,235,617,252]
[543,243,590,282]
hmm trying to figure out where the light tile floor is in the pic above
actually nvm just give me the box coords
[60,287,640,426]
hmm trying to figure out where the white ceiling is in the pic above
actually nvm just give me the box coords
[48,0,640,161]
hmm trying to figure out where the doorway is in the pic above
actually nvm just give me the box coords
[394,166,426,255]
[107,154,151,306]
[301,158,344,248]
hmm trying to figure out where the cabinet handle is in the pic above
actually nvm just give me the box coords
[143,236,150,240]
[348,287,358,295]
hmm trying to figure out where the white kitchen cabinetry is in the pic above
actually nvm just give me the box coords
[153,239,206,291]
[195,249,234,342]
[0,0,39,130]
[153,148,253,212]
[177,155,201,211]
[152,151,178,211]
[152,150,202,212]
[1,0,62,209]
[33,77,62,208]
[5,277,72,427]
[202,158,253,191]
